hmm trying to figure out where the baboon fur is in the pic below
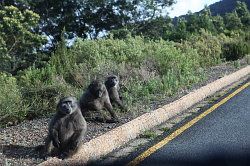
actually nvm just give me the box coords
[105,75,127,111]
[80,80,119,123]
[42,96,87,159]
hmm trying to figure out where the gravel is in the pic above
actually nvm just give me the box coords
[0,60,248,166]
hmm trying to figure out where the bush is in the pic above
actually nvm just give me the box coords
[0,73,28,126]
[222,39,250,61]
[150,40,200,75]
[18,65,57,87]
[49,39,78,77]
[53,37,202,107]
[183,29,222,66]
[70,36,146,66]
[17,65,81,119]
[109,28,131,39]
[21,84,75,118]
[1,35,222,125]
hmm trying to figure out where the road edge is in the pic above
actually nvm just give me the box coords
[127,81,250,166]
[39,65,250,166]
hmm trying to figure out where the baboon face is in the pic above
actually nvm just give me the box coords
[106,75,119,87]
[89,80,105,98]
[58,97,78,115]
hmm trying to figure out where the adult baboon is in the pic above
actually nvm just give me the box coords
[42,96,87,159]
[80,80,119,123]
[105,75,127,111]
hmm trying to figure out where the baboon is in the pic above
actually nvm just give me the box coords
[42,97,87,159]
[105,75,127,111]
[80,80,119,123]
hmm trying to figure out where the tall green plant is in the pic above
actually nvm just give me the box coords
[0,73,28,125]
[0,5,47,74]
[183,29,222,66]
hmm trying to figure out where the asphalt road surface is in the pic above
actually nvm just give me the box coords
[125,82,250,166]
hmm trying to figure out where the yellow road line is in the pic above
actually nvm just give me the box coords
[127,81,250,166]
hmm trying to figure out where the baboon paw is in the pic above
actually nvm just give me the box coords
[59,152,69,160]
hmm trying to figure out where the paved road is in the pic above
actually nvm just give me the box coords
[125,82,250,166]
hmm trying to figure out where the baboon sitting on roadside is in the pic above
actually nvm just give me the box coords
[80,80,119,123]
[41,97,87,159]
[105,75,127,111]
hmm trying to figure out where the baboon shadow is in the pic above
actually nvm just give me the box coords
[2,144,44,159]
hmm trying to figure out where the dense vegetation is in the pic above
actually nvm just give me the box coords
[207,0,250,16]
[0,1,249,126]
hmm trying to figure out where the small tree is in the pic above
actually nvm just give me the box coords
[0,5,47,74]
[0,72,28,125]
[235,1,250,27]
[198,6,216,33]
[224,11,243,31]
[168,18,189,42]
[212,15,225,33]
[132,16,173,40]
[186,11,200,33]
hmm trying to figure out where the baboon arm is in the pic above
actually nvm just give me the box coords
[116,98,126,110]
[104,100,113,112]
[69,130,84,149]
[51,129,60,148]
[60,130,84,158]
[104,102,119,122]
[43,137,53,155]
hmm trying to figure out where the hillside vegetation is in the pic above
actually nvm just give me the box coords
[0,1,250,126]
[208,0,250,16]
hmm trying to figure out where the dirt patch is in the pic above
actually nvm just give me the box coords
[0,60,248,166]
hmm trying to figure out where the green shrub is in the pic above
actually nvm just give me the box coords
[17,65,81,118]
[0,73,28,125]
[71,36,146,66]
[1,35,223,125]
[109,28,131,39]
[183,29,222,66]
[18,65,57,87]
[49,40,78,76]
[31,37,205,117]
[222,40,250,61]
[150,40,200,75]
[21,84,77,118]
